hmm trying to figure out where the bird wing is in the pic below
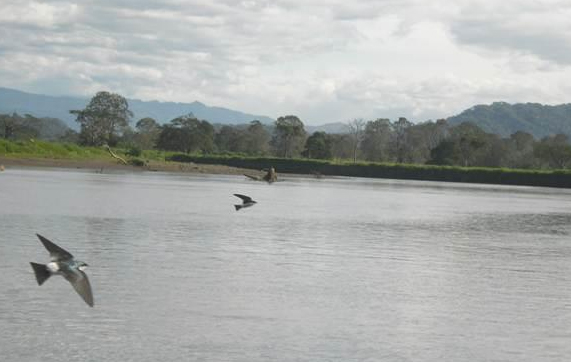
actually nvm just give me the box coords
[234,194,252,203]
[36,234,74,261]
[64,269,94,307]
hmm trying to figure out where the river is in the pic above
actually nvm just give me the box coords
[1,168,571,361]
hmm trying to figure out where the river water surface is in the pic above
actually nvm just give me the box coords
[1,168,571,361]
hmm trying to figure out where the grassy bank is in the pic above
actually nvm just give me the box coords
[3,139,571,188]
[0,139,110,159]
[0,139,254,174]
[0,139,170,165]
[168,154,571,188]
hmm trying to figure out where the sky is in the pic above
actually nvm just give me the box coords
[1,0,571,125]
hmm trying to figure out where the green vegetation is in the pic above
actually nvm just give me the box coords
[0,139,109,159]
[2,137,571,188]
[0,139,171,163]
[70,91,133,146]
[4,90,571,188]
[1,113,71,141]
[155,114,214,153]
[168,154,571,188]
[271,115,306,158]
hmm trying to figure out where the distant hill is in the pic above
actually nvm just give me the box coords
[0,87,274,130]
[7,87,571,139]
[447,102,571,139]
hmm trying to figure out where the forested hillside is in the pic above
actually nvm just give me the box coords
[447,102,571,138]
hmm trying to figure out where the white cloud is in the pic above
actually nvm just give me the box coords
[0,1,79,28]
[0,0,571,124]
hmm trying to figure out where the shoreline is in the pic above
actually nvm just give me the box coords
[0,157,260,176]
[3,155,571,188]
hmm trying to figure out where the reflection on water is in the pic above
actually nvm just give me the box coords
[1,168,571,362]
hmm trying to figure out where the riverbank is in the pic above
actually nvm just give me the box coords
[0,139,261,176]
[0,156,259,176]
[4,154,571,188]
[170,154,571,188]
[3,138,571,187]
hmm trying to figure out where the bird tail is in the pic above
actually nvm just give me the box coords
[30,262,51,286]
[234,204,242,211]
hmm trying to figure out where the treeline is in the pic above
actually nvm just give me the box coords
[4,91,571,170]
[169,155,571,188]
[0,113,74,141]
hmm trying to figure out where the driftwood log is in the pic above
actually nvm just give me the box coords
[244,174,262,181]
[244,167,277,183]
[104,145,128,165]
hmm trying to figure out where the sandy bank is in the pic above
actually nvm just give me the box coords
[0,157,262,176]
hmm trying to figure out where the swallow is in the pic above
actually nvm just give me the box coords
[234,193,257,211]
[30,234,94,307]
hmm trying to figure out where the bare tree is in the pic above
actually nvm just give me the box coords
[346,118,366,163]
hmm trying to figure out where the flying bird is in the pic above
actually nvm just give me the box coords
[30,234,94,307]
[234,194,257,211]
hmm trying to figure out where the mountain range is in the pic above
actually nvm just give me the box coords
[0,87,274,130]
[1,87,571,139]
[447,101,571,139]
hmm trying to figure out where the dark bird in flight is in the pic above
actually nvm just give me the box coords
[30,234,94,307]
[234,194,257,211]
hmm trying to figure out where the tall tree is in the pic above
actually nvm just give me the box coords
[70,91,133,146]
[534,134,571,169]
[243,120,270,155]
[215,125,244,153]
[134,117,161,150]
[391,117,413,163]
[423,119,449,150]
[505,131,537,168]
[346,118,365,163]
[0,113,41,140]
[303,131,332,159]
[156,114,214,153]
[405,119,449,163]
[447,122,487,167]
[329,134,354,160]
[271,115,306,158]
[197,119,215,153]
[361,118,391,162]
[428,140,459,165]
[156,123,187,153]
[170,114,210,153]
[429,122,488,166]
[0,113,16,139]
[477,134,509,167]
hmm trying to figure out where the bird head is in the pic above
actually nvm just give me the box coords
[77,261,89,271]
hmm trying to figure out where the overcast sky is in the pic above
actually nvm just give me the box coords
[1,0,570,124]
